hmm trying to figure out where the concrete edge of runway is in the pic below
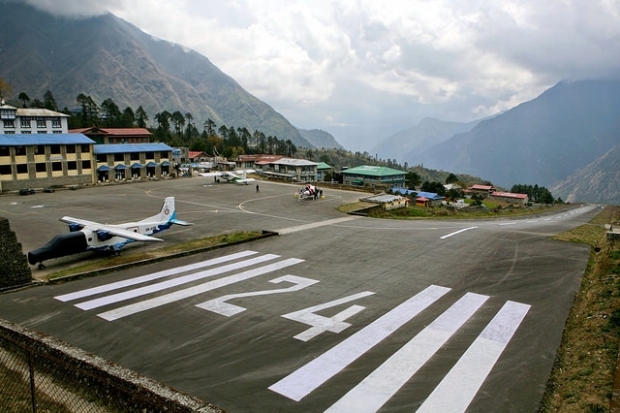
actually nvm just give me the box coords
[42,230,279,285]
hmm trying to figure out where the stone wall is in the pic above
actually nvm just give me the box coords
[0,217,32,289]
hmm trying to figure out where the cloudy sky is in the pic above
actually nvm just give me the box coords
[24,0,620,150]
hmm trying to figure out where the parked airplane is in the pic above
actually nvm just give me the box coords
[27,197,192,270]
[200,169,256,184]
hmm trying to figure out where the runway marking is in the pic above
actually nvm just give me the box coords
[197,275,319,316]
[75,254,280,310]
[97,258,304,321]
[277,216,359,235]
[55,250,258,302]
[498,222,517,226]
[324,292,489,413]
[282,291,376,342]
[268,284,451,401]
[416,300,530,413]
[440,227,477,239]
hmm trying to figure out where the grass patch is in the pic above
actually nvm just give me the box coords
[46,231,264,280]
[540,205,620,412]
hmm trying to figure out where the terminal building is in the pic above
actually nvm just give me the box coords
[0,103,175,192]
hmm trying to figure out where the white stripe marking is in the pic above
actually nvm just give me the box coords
[97,258,304,321]
[498,222,516,226]
[76,254,279,310]
[416,300,530,413]
[440,227,477,239]
[324,292,489,413]
[278,217,359,235]
[55,250,258,302]
[268,285,450,401]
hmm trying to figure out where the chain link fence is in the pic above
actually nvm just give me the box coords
[0,319,224,413]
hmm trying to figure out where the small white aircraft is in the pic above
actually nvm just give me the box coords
[27,197,192,270]
[199,169,256,184]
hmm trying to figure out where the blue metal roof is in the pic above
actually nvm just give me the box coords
[391,187,445,200]
[94,143,172,154]
[0,133,94,145]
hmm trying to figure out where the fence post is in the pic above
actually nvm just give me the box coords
[28,350,36,413]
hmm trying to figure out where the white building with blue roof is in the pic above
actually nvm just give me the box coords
[94,143,174,182]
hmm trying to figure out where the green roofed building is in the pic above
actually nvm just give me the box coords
[341,165,406,188]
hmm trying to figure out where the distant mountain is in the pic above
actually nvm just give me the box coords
[409,79,620,197]
[372,117,479,163]
[0,2,313,148]
[298,129,344,150]
[550,144,620,204]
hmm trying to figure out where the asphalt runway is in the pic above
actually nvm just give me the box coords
[0,177,603,412]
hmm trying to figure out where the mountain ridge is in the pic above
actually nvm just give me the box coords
[0,2,316,148]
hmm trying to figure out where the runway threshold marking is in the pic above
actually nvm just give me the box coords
[277,216,359,235]
[416,301,530,413]
[55,250,259,302]
[268,284,451,401]
[440,227,477,239]
[76,254,280,310]
[97,258,304,321]
[324,292,489,413]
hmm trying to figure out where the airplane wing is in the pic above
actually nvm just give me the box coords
[60,216,164,242]
[199,171,224,178]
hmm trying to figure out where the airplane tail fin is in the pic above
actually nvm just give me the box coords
[140,197,176,224]
[141,197,193,226]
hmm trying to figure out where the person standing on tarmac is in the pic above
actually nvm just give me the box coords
[256,184,260,192]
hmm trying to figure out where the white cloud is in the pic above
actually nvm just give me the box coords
[20,0,620,149]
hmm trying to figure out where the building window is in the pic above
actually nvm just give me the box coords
[0,165,11,175]
[96,154,107,163]
[16,164,27,174]
[52,162,63,172]
[3,119,14,128]
[4,131,14,134]
[82,160,91,169]
[35,163,46,173]
[66,145,76,154]
[0,147,9,157]
[130,152,140,161]
[36,118,47,128]
[22,131,31,134]
[35,145,45,155]
[53,130,62,134]
[14,146,26,156]
[21,118,31,128]
[67,161,77,170]
[52,118,61,128]
[114,153,124,162]
[81,145,90,153]
[0,109,16,120]
[50,145,61,154]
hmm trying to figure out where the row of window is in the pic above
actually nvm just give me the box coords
[0,145,91,157]
[2,118,62,129]
[0,160,92,175]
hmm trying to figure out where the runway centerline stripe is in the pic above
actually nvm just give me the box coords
[324,292,489,413]
[440,227,477,239]
[75,254,279,310]
[268,284,451,402]
[97,258,304,321]
[55,250,258,302]
[277,216,359,235]
[416,300,531,413]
